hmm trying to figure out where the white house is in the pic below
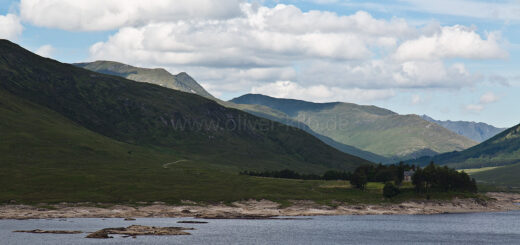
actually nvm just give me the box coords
[403,170,415,182]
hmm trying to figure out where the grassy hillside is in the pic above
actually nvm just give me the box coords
[0,81,474,204]
[0,91,469,204]
[0,39,370,173]
[77,60,389,163]
[242,109,389,163]
[411,123,520,169]
[0,88,382,204]
[231,94,477,159]
[75,61,215,99]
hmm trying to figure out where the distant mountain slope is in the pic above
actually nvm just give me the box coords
[241,109,389,163]
[77,60,388,163]
[75,61,215,99]
[421,115,506,142]
[410,123,520,169]
[231,94,477,159]
[0,39,370,173]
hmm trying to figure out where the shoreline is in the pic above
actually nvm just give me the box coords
[1,193,519,220]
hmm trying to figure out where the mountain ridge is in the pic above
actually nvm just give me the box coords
[75,60,215,99]
[231,93,478,159]
[421,115,506,142]
[77,61,389,163]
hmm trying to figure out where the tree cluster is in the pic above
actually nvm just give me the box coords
[349,163,414,189]
[412,162,477,193]
[241,162,477,195]
[383,183,400,198]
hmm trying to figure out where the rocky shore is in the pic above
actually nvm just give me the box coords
[1,193,519,219]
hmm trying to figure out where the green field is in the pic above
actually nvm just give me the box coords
[0,155,476,204]
[459,167,500,174]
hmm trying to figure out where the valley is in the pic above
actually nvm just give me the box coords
[0,39,518,208]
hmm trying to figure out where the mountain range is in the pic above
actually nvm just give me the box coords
[421,115,506,142]
[78,62,484,162]
[231,94,477,160]
[0,40,369,173]
[77,61,389,163]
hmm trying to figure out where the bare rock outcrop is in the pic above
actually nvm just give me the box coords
[85,225,193,239]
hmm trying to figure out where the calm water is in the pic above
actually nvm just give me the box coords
[2,211,520,244]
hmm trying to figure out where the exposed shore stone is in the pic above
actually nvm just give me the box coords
[14,229,82,234]
[1,193,519,220]
[85,225,193,239]
[177,220,208,224]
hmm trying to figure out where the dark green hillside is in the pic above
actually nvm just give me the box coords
[77,60,388,163]
[470,162,520,187]
[0,90,444,204]
[231,94,477,159]
[411,123,520,169]
[0,39,369,172]
[0,88,382,204]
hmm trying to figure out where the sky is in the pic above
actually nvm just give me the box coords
[0,0,519,128]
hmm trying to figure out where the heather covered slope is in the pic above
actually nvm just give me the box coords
[231,94,477,159]
[0,40,369,172]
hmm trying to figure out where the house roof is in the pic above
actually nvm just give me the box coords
[404,170,415,176]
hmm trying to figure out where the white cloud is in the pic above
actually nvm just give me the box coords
[181,66,298,96]
[89,6,412,68]
[70,3,507,103]
[411,94,422,105]
[251,81,395,103]
[465,104,484,113]
[395,25,507,61]
[308,0,339,4]
[465,92,500,113]
[20,0,243,31]
[0,14,23,40]
[401,0,520,21]
[298,59,478,89]
[479,92,499,104]
[35,44,54,58]
[88,5,488,95]
[488,75,510,87]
